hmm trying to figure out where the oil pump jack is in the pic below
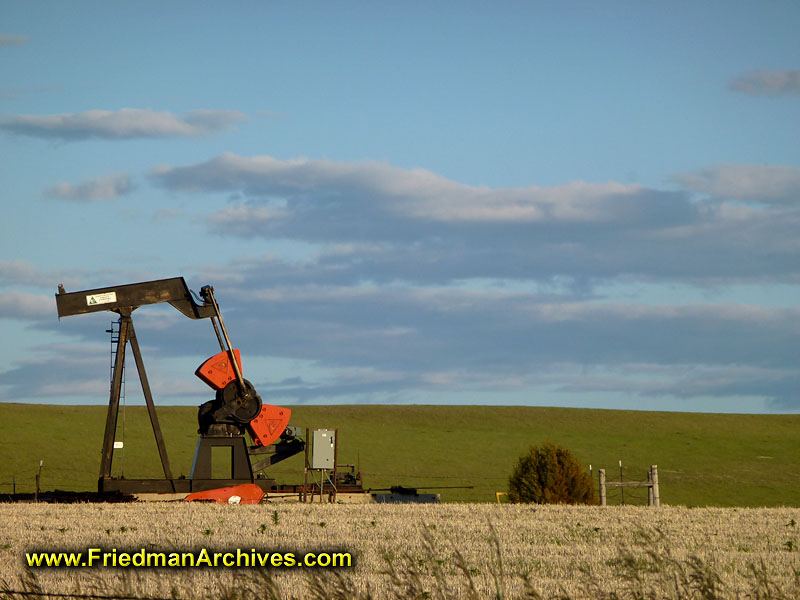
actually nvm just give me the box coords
[55,277,304,495]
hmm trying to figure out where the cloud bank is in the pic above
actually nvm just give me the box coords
[674,164,800,202]
[152,154,800,286]
[729,69,800,96]
[153,153,685,226]
[46,173,133,202]
[6,155,798,409]
[0,34,28,46]
[0,108,247,140]
[7,278,797,408]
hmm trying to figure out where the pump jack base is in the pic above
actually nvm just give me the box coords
[98,477,276,495]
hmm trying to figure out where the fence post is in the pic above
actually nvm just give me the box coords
[647,468,653,506]
[651,465,660,507]
[35,461,43,503]
[599,468,606,506]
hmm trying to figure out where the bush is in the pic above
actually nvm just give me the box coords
[508,442,597,504]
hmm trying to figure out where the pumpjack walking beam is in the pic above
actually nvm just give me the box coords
[56,278,216,493]
[55,277,217,320]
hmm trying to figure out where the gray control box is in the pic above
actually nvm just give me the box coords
[311,429,336,469]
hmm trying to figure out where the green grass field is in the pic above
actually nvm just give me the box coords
[0,403,797,506]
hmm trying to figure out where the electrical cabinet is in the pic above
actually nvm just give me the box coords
[311,429,336,469]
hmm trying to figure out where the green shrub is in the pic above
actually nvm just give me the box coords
[508,442,597,504]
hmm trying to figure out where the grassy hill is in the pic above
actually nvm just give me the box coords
[0,403,797,505]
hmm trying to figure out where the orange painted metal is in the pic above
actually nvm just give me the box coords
[248,404,291,447]
[184,483,265,504]
[195,349,242,390]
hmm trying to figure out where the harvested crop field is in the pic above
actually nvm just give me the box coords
[1,503,799,599]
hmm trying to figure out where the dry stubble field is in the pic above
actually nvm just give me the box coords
[0,503,799,600]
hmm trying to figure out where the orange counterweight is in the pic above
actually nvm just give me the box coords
[195,349,290,447]
[195,349,242,390]
[248,404,291,447]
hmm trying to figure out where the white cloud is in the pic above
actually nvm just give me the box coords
[12,152,798,408]
[0,261,170,293]
[152,154,800,287]
[190,278,800,371]
[153,153,671,224]
[10,260,800,406]
[0,260,84,289]
[0,34,28,46]
[729,69,800,96]
[0,344,108,401]
[553,363,799,406]
[0,291,55,319]
[0,108,247,140]
[524,300,800,327]
[46,173,133,202]
[144,276,800,405]
[673,164,800,202]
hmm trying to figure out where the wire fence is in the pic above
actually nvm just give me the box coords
[0,477,98,495]
[601,485,651,506]
[0,461,101,489]
[597,464,660,507]
[1,591,180,600]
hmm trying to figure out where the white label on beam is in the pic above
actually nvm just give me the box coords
[113,441,124,449]
[86,292,117,306]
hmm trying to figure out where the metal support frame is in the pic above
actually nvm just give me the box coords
[101,313,174,491]
[191,435,253,481]
[249,437,306,472]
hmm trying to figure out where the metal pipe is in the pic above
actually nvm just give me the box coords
[210,317,225,352]
[204,287,246,390]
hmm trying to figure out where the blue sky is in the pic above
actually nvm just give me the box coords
[1,2,798,413]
